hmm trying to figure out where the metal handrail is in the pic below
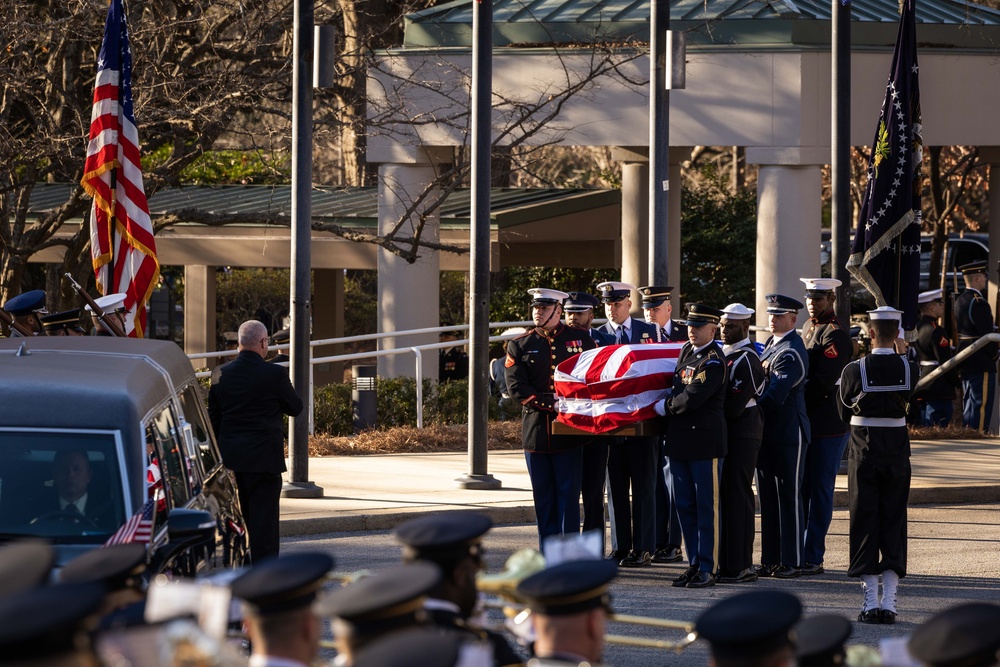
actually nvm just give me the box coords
[913,332,1000,394]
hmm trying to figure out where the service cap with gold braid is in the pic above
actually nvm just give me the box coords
[394,510,492,563]
[230,551,335,614]
[596,281,635,304]
[316,562,441,636]
[638,285,672,308]
[684,303,723,327]
[41,308,85,335]
[959,260,989,276]
[516,559,617,616]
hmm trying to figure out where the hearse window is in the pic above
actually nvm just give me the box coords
[0,430,125,544]
[178,384,219,474]
[148,407,193,507]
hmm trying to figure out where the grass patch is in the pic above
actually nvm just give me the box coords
[306,422,522,456]
[908,424,987,440]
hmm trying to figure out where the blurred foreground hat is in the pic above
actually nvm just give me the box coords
[60,542,147,593]
[230,552,334,615]
[796,614,852,667]
[696,590,802,661]
[908,603,1000,667]
[516,559,617,616]
[394,510,492,563]
[0,539,54,598]
[0,582,105,661]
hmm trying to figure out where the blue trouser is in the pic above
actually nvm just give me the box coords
[669,457,723,574]
[756,432,808,568]
[580,438,610,550]
[525,448,583,552]
[607,437,657,554]
[923,399,953,427]
[655,440,682,549]
[962,370,996,432]
[802,433,849,565]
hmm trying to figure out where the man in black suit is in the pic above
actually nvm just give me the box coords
[209,319,303,562]
[32,449,116,530]
[595,281,658,567]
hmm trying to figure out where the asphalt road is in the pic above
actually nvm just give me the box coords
[286,503,1000,666]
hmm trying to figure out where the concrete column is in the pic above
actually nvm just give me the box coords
[373,147,450,378]
[183,265,217,366]
[313,268,345,385]
[981,148,1000,310]
[747,147,827,336]
[669,147,692,314]
[612,147,648,289]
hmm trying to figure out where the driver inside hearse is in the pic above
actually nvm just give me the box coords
[31,449,116,529]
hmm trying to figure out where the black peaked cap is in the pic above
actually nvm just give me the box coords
[516,559,617,616]
[696,590,802,660]
[394,510,492,560]
[0,582,105,660]
[230,551,335,614]
[0,539,54,597]
[909,603,1000,667]
[796,614,852,667]
[60,542,147,591]
[316,562,442,623]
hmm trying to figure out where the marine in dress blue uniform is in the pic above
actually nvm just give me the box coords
[639,285,686,565]
[505,288,596,551]
[799,278,853,575]
[655,303,728,588]
[717,303,766,583]
[954,261,998,432]
[838,307,915,625]
[595,281,659,567]
[756,294,810,578]
[564,292,615,551]
[913,289,958,427]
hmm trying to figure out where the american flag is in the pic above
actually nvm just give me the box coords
[846,0,922,330]
[104,497,155,547]
[554,343,683,434]
[80,0,159,338]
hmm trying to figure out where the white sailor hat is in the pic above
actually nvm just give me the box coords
[596,281,636,303]
[868,306,903,321]
[918,289,944,304]
[721,303,755,320]
[800,278,842,294]
[84,293,128,315]
[527,288,568,306]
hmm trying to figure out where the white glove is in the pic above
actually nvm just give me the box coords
[653,399,667,417]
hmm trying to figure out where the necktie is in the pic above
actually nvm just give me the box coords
[617,327,627,345]
[66,502,82,515]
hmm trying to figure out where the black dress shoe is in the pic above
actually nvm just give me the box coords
[755,564,777,577]
[798,562,824,576]
[772,565,801,579]
[620,551,652,568]
[880,609,897,624]
[606,549,628,562]
[716,568,759,584]
[858,609,881,624]
[686,571,716,588]
[652,546,683,563]
[672,566,698,587]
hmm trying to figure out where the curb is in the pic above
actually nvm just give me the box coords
[830,485,1000,508]
[280,505,537,538]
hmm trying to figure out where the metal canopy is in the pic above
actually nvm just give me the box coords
[403,0,1000,47]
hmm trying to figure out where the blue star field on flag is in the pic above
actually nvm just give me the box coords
[846,0,922,330]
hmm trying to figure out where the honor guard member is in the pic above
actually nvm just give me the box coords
[439,330,469,382]
[914,289,958,427]
[716,303,766,584]
[696,590,802,667]
[60,542,147,616]
[222,330,240,350]
[838,307,916,625]
[317,561,442,666]
[795,615,851,667]
[86,292,128,336]
[756,294,811,579]
[516,559,618,667]
[799,278,853,577]
[564,292,615,550]
[0,539,54,597]
[596,281,659,567]
[2,289,47,335]
[954,260,998,432]
[0,582,106,667]
[504,288,596,552]
[229,552,335,667]
[639,285,686,565]
[41,309,86,336]
[393,511,522,667]
[352,628,493,667]
[653,304,728,588]
[909,603,1000,667]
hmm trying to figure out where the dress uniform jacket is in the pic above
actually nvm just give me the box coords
[653,320,688,343]
[598,316,657,344]
[724,340,766,438]
[913,315,958,401]
[425,607,522,667]
[663,341,728,459]
[801,311,852,438]
[955,288,998,374]
[837,350,916,577]
[759,331,811,448]
[504,324,596,453]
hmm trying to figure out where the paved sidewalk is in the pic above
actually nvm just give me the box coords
[278,437,1000,536]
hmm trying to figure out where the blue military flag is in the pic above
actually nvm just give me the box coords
[846,0,922,330]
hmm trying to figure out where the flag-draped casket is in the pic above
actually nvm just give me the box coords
[554,343,684,434]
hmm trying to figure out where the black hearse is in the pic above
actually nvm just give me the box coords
[0,337,247,574]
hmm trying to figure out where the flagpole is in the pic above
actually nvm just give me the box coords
[108,167,116,296]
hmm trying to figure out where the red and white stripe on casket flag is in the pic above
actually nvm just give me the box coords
[554,343,684,434]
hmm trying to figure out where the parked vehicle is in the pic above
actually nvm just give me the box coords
[0,337,248,575]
